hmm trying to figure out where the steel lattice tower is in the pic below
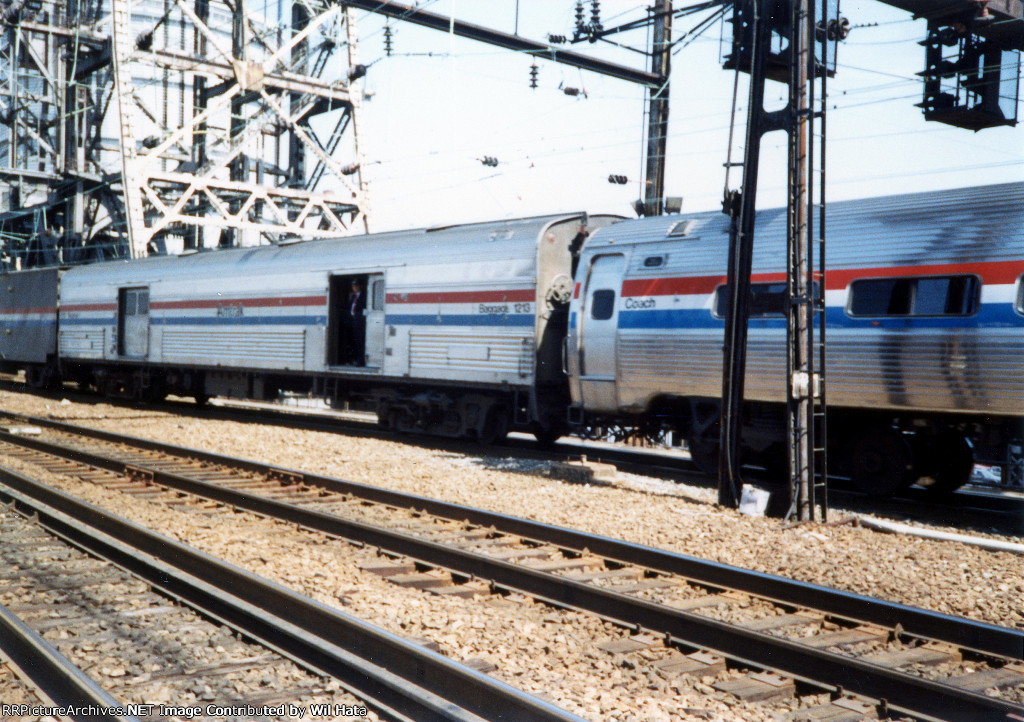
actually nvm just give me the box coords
[0,0,370,266]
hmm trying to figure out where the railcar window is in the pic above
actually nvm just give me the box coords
[714,282,795,318]
[848,275,979,317]
[643,255,665,268]
[666,220,696,237]
[119,288,149,317]
[848,278,910,316]
[1018,275,1024,314]
[590,290,615,320]
[371,279,385,311]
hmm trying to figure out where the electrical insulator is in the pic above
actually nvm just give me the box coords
[529,62,539,89]
[590,0,602,33]
[480,156,499,167]
[575,0,586,32]
[825,17,851,42]
[608,174,628,185]
[562,87,581,97]
[547,34,566,44]
[384,24,393,56]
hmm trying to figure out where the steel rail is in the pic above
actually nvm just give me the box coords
[0,464,584,722]
[2,415,1020,660]
[2,431,1021,720]
[68,395,1024,521]
[0,602,141,722]
[4,388,1019,521]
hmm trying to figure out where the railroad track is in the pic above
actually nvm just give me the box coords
[0,461,584,721]
[0,581,120,722]
[0,504,344,722]
[3,378,1022,525]
[142,395,1024,525]
[1,413,1021,721]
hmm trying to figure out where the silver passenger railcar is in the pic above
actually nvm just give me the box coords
[567,183,1024,494]
[56,213,619,442]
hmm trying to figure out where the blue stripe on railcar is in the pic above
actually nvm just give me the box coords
[59,316,116,326]
[617,303,1024,331]
[151,315,328,326]
[0,319,57,328]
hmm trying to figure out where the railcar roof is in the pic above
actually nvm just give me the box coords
[584,182,1024,254]
[63,212,597,278]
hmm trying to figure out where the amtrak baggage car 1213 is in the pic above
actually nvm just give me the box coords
[55,213,620,442]
[568,182,1024,495]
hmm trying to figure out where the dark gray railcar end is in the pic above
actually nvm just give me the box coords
[0,268,60,366]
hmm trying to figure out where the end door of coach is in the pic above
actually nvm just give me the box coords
[572,253,625,412]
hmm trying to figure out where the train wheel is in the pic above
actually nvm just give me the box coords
[922,433,974,495]
[530,423,563,448]
[478,406,508,445]
[846,429,914,496]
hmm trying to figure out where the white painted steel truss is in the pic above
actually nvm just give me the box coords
[0,0,370,262]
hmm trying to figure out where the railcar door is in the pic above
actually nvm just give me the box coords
[365,274,386,368]
[117,287,149,358]
[577,254,624,412]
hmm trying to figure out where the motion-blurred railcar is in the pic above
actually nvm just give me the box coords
[567,182,1024,494]
[19,213,619,442]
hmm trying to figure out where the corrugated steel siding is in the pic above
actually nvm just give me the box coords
[828,331,1024,413]
[409,332,532,378]
[161,328,306,368]
[59,329,106,359]
[587,182,1024,417]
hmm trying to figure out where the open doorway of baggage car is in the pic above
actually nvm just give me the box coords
[327,272,385,368]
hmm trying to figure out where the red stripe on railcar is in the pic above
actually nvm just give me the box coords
[385,290,534,304]
[0,306,56,315]
[824,260,1024,288]
[621,273,786,297]
[61,302,117,312]
[620,261,1024,297]
[150,295,326,310]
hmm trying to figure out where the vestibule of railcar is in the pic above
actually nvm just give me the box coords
[571,253,626,413]
[326,272,385,369]
[117,286,150,358]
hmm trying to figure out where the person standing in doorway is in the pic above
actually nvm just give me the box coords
[347,279,366,365]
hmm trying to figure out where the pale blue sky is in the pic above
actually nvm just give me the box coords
[344,1,1022,231]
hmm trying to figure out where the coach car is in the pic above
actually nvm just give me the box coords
[568,182,1024,494]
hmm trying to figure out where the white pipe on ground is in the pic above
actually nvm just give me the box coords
[857,515,1024,555]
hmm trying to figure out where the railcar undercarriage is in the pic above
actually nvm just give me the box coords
[572,397,1023,497]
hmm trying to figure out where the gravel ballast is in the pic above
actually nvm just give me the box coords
[1,390,1022,720]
